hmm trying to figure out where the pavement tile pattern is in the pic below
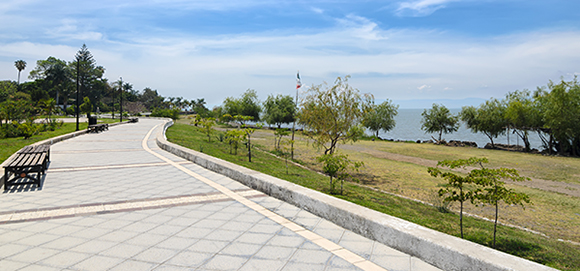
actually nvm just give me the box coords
[0,119,441,271]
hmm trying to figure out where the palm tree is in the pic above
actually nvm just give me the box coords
[14,60,27,85]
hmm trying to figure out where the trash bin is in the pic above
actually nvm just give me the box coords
[88,116,97,125]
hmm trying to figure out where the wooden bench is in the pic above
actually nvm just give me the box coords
[3,145,50,191]
[128,117,138,123]
[87,123,108,133]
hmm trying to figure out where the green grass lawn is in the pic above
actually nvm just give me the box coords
[167,123,579,271]
[0,123,89,165]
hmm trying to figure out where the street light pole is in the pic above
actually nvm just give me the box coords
[75,59,80,131]
[119,77,123,122]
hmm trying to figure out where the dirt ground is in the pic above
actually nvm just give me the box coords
[339,144,580,198]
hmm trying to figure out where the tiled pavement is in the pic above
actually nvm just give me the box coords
[0,119,442,271]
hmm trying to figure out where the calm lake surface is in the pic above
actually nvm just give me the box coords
[377,109,544,150]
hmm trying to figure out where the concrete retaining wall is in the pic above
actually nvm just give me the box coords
[156,120,556,271]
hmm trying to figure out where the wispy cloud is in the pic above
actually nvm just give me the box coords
[1,0,580,107]
[311,7,324,14]
[417,84,431,90]
[46,19,104,41]
[396,0,459,16]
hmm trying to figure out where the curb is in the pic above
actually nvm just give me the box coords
[156,120,557,271]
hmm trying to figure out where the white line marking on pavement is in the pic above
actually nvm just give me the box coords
[144,124,387,271]
[48,161,190,172]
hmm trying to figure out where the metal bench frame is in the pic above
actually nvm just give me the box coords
[3,145,50,191]
[88,123,109,133]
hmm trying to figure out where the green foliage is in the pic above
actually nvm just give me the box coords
[470,163,531,248]
[421,103,459,142]
[151,108,180,120]
[0,122,21,138]
[14,60,27,85]
[280,138,294,174]
[299,75,372,155]
[274,128,290,151]
[430,157,531,247]
[504,90,541,152]
[0,99,36,125]
[41,98,58,123]
[190,98,210,117]
[263,94,296,128]
[242,119,262,162]
[363,99,398,138]
[199,117,215,142]
[460,99,507,147]
[428,157,487,238]
[141,88,165,110]
[317,153,363,195]
[223,89,262,122]
[80,96,93,118]
[166,123,580,270]
[535,78,580,156]
[225,129,246,155]
[0,81,17,103]
[18,121,37,139]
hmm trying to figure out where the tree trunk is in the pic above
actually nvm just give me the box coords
[460,201,464,239]
[493,200,498,248]
[248,136,252,162]
[485,132,494,148]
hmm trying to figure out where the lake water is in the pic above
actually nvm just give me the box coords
[377,109,544,150]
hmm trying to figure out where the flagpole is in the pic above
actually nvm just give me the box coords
[291,71,300,160]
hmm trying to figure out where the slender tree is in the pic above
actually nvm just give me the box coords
[471,163,531,248]
[428,158,484,238]
[299,76,372,155]
[363,99,399,138]
[421,103,459,142]
[460,99,507,148]
[263,94,296,128]
[14,60,27,85]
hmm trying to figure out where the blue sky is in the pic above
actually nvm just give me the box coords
[1,0,580,108]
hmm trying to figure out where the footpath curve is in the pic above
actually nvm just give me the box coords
[157,119,557,271]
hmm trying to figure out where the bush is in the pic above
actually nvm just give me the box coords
[0,122,21,138]
[65,106,76,116]
[151,108,180,120]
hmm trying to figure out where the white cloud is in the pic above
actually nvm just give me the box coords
[311,7,324,14]
[2,3,580,107]
[396,0,459,16]
[46,19,104,41]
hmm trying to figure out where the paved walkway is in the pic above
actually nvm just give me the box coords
[0,119,441,271]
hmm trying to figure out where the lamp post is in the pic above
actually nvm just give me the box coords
[75,59,80,131]
[119,77,123,122]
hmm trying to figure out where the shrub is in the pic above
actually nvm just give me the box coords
[151,108,180,120]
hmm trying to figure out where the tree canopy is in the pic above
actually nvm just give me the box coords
[460,98,507,147]
[363,99,398,138]
[223,89,262,122]
[421,103,459,142]
[298,75,372,155]
[263,94,296,128]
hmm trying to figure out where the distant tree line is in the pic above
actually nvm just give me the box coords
[419,78,580,156]
[1,44,209,138]
[459,78,580,156]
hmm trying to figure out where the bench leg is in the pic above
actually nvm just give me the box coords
[3,168,8,191]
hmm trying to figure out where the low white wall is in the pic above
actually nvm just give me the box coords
[156,119,557,271]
